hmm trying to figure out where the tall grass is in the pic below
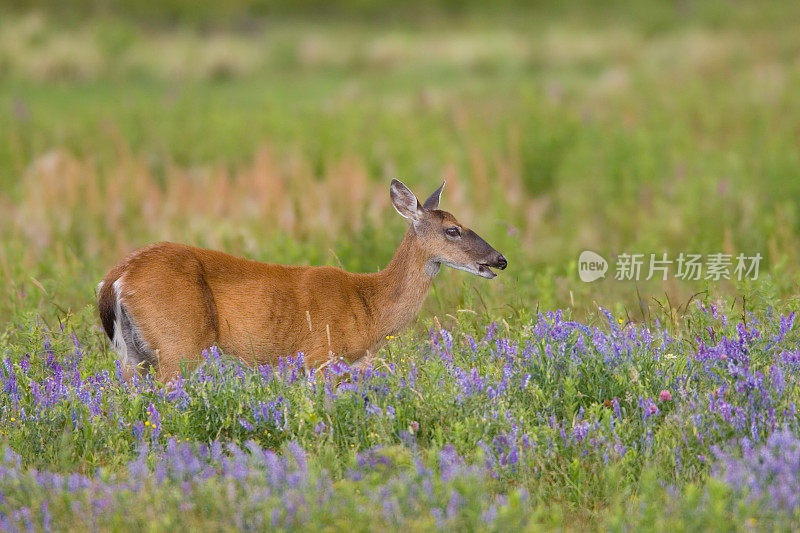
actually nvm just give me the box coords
[2,6,800,527]
[4,8,800,324]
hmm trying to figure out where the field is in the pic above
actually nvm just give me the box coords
[2,1,800,529]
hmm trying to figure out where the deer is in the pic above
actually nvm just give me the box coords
[97,179,507,381]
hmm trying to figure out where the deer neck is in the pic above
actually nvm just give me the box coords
[371,226,437,337]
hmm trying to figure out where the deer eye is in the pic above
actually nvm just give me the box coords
[445,227,461,238]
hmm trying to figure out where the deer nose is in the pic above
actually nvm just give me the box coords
[496,254,508,270]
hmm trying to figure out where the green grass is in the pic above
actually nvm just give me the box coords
[2,3,800,529]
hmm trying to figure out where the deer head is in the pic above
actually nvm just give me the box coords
[390,179,508,279]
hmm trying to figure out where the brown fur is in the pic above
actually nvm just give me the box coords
[97,181,506,380]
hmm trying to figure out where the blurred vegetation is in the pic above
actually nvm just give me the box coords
[2,0,800,327]
[7,0,799,28]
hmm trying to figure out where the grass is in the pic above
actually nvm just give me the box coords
[2,3,800,529]
[2,299,799,529]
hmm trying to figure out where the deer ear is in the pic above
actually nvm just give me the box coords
[390,179,423,221]
[423,181,445,210]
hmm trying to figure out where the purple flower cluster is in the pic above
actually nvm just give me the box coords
[713,429,800,511]
[0,436,523,530]
[1,299,799,525]
[0,438,318,529]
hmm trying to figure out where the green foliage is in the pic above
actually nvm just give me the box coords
[2,3,800,529]
[2,296,800,528]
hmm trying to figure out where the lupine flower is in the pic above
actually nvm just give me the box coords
[147,403,161,440]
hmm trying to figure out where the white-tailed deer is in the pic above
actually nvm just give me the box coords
[97,179,507,380]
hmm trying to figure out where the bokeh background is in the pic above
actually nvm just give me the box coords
[3,0,800,328]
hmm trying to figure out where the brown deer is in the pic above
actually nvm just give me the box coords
[97,179,507,380]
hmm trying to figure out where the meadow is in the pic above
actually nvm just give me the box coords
[2,2,800,529]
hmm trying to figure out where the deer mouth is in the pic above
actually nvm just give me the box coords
[477,263,497,279]
[440,259,504,279]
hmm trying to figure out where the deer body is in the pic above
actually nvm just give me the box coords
[98,180,506,380]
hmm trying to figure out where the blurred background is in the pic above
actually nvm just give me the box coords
[2,0,800,328]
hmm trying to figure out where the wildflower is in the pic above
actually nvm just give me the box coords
[385,335,395,340]
[446,489,463,520]
[409,421,419,433]
[659,390,672,402]
[664,353,676,359]
[639,397,659,421]
[132,421,144,442]
[770,365,786,396]
[440,329,453,350]
[41,500,51,531]
[147,402,162,440]
[439,445,464,482]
